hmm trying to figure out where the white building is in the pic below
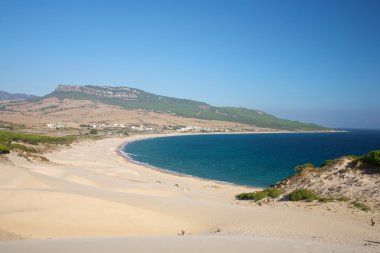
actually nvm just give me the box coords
[46,123,64,129]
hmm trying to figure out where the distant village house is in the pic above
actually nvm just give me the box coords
[46,123,64,129]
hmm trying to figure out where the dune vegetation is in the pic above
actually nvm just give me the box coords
[235,187,281,201]
[0,130,74,154]
[361,150,380,167]
[236,149,380,210]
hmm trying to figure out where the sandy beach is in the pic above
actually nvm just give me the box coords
[0,135,379,252]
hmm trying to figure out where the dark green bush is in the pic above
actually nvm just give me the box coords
[264,187,281,198]
[351,201,371,212]
[321,159,334,167]
[236,191,267,201]
[337,196,350,202]
[0,143,10,154]
[294,163,315,174]
[361,150,380,166]
[89,129,98,135]
[235,187,281,201]
[288,188,319,201]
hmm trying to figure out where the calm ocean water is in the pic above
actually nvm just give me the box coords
[123,130,380,187]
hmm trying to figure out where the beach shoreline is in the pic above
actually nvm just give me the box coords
[0,134,378,252]
[118,132,264,189]
[117,130,348,189]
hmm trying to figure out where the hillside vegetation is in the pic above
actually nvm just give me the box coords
[0,130,74,154]
[274,150,380,210]
[45,85,327,131]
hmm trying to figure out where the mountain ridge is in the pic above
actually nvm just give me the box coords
[45,84,328,131]
[0,91,39,101]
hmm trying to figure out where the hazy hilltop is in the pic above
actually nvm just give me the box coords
[0,91,38,101]
[45,84,326,131]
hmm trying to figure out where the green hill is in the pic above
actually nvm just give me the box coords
[45,84,327,131]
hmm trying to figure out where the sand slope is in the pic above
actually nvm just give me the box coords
[0,236,377,253]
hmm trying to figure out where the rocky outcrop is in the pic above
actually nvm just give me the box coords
[55,85,138,100]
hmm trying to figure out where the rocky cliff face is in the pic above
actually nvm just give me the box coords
[55,85,139,100]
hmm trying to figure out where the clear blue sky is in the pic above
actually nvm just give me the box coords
[0,0,379,129]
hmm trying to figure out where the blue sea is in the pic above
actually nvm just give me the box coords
[122,130,380,187]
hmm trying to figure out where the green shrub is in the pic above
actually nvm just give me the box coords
[264,187,281,198]
[345,155,359,160]
[235,187,281,201]
[0,130,73,145]
[321,159,334,167]
[318,197,335,203]
[89,129,98,135]
[236,191,267,201]
[294,163,315,174]
[288,188,319,201]
[10,143,37,153]
[351,201,371,212]
[0,130,74,156]
[337,196,350,202]
[0,143,10,154]
[361,150,380,166]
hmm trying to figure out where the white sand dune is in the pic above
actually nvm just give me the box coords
[0,136,379,252]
